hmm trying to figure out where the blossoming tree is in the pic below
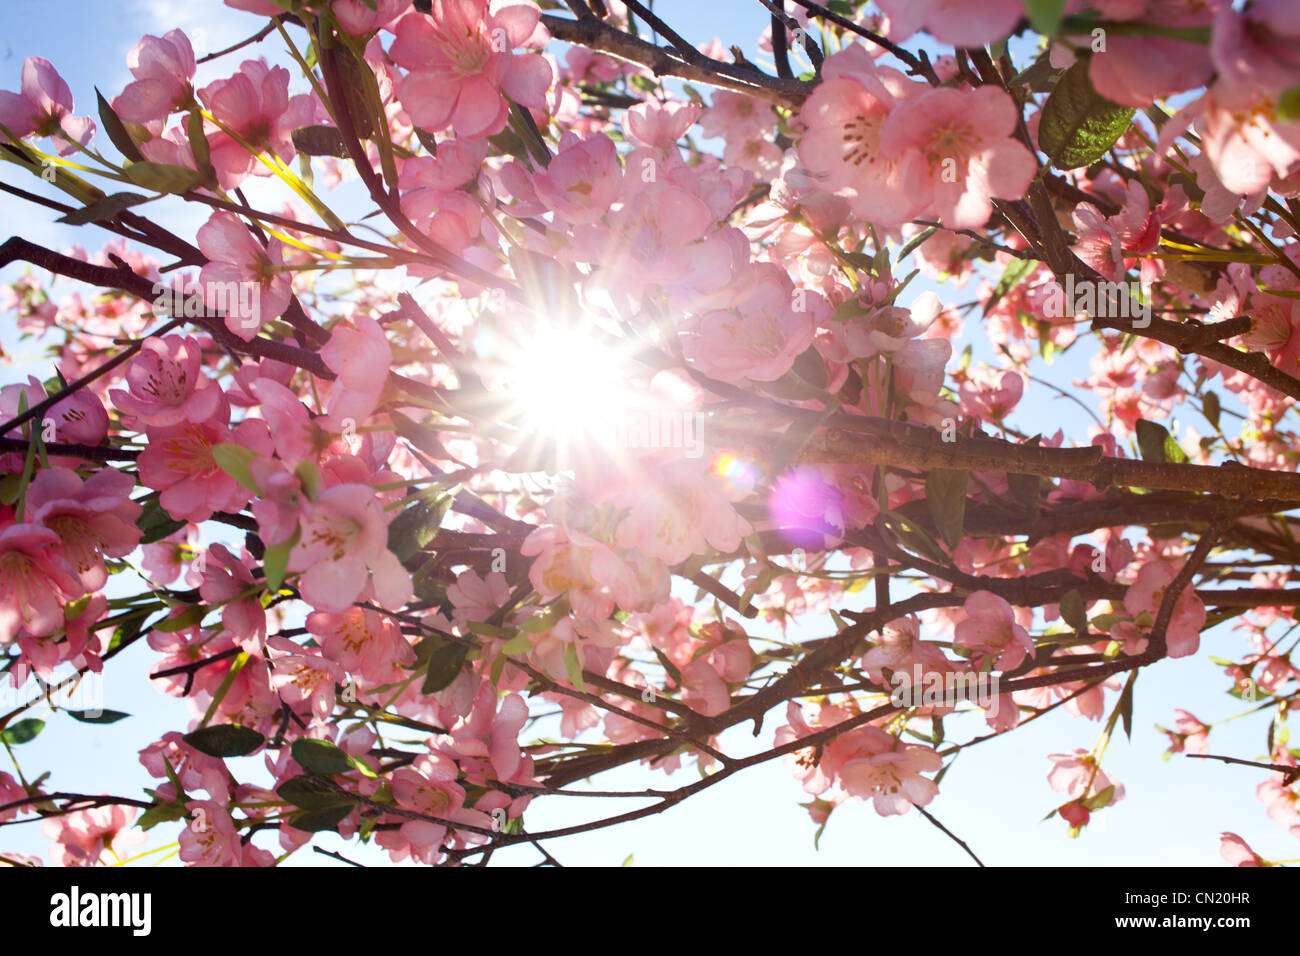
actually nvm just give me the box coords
[2,0,1300,867]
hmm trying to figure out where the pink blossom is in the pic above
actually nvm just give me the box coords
[876,0,1024,47]
[334,0,410,35]
[390,2,554,139]
[680,659,730,717]
[26,466,142,591]
[447,569,511,627]
[41,804,145,866]
[1046,749,1125,804]
[307,606,413,684]
[198,59,316,189]
[0,57,95,155]
[1123,561,1207,658]
[1090,37,1213,108]
[683,263,820,383]
[287,484,413,613]
[196,211,293,341]
[1165,709,1211,755]
[622,100,698,149]
[1211,0,1300,94]
[953,590,1034,671]
[179,800,244,867]
[138,414,271,523]
[882,86,1037,230]
[958,366,1025,422]
[798,47,925,227]
[320,315,392,433]
[113,30,196,124]
[833,725,943,816]
[197,544,266,653]
[522,524,639,619]
[532,132,622,224]
[1219,832,1265,867]
[1,375,109,447]
[0,523,85,642]
[110,335,222,427]
[435,683,533,785]
[613,460,751,566]
[267,636,345,722]
[1071,180,1162,282]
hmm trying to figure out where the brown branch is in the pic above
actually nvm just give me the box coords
[541,14,814,104]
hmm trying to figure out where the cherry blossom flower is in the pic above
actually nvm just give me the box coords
[389,2,554,140]
[267,636,345,722]
[0,57,95,155]
[286,484,413,613]
[0,523,85,642]
[1123,561,1207,658]
[110,335,222,427]
[40,805,145,866]
[26,466,142,591]
[833,725,943,816]
[1219,832,1265,867]
[953,590,1035,672]
[113,30,196,124]
[196,211,293,341]
[198,59,316,189]
[881,85,1037,231]
[876,0,1024,48]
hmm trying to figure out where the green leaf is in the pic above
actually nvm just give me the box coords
[1202,390,1221,430]
[1279,86,1300,124]
[1038,59,1136,170]
[621,853,634,867]
[562,642,586,692]
[185,110,215,186]
[211,443,261,493]
[421,639,469,694]
[1134,418,1187,464]
[1022,0,1066,35]
[1134,418,1170,463]
[136,494,187,544]
[1,718,44,745]
[67,709,130,724]
[287,804,355,833]
[183,724,265,758]
[262,527,297,593]
[294,459,322,501]
[153,604,207,632]
[500,632,533,655]
[1083,784,1116,811]
[122,160,203,195]
[896,225,938,263]
[1117,673,1136,740]
[386,492,450,563]
[56,191,150,225]
[879,510,949,566]
[277,775,355,811]
[984,256,1039,316]
[1059,589,1087,629]
[96,88,145,162]
[137,801,189,831]
[291,738,353,775]
[924,469,969,549]
[291,125,350,158]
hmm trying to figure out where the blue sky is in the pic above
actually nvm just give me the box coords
[0,0,1291,867]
